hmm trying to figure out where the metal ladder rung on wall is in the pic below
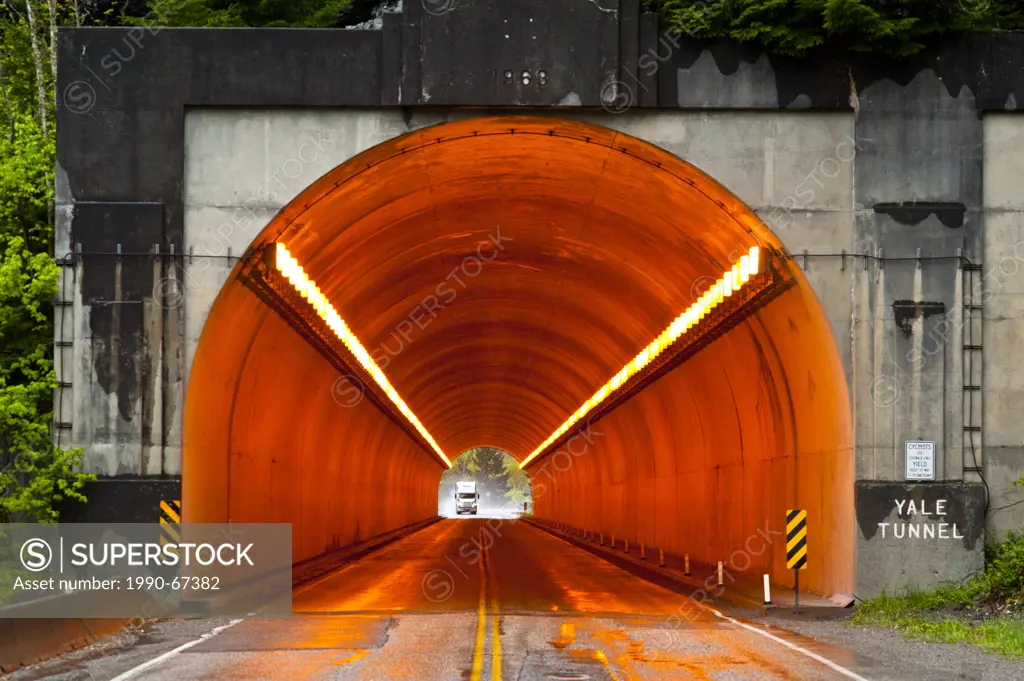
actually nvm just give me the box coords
[961,261,983,482]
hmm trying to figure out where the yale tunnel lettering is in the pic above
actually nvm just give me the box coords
[876,499,966,540]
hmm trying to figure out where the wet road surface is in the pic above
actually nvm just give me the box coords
[5,519,984,680]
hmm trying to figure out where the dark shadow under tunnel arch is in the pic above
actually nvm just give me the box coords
[183,116,853,597]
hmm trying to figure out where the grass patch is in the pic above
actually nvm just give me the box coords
[976,619,1024,657]
[853,532,1024,657]
[854,602,1024,657]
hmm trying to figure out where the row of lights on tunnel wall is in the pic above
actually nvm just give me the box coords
[274,243,453,468]
[517,245,761,468]
[272,242,760,471]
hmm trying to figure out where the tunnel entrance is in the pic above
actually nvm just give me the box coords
[439,448,532,519]
[183,116,853,597]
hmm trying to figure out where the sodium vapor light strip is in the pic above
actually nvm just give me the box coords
[273,243,452,468]
[519,245,762,469]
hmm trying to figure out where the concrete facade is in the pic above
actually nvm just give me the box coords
[181,109,858,594]
[55,0,1024,597]
[181,107,856,407]
[982,115,1024,542]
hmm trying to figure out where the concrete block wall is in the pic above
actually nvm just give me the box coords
[182,109,457,394]
[982,115,1024,540]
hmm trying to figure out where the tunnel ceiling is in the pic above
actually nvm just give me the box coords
[231,116,782,461]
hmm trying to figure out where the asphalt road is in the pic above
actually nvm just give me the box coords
[6,519,1015,680]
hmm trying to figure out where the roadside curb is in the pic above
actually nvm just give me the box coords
[179,516,446,616]
[524,517,830,615]
[292,516,444,588]
[0,617,136,675]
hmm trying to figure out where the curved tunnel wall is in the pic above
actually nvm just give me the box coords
[529,282,853,597]
[183,116,852,593]
[184,281,443,563]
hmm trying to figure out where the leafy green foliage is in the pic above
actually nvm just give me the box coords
[128,0,353,28]
[0,11,95,523]
[0,17,40,116]
[981,531,1024,605]
[502,456,531,505]
[653,0,1024,57]
[447,449,482,477]
[1,445,93,523]
[0,233,59,457]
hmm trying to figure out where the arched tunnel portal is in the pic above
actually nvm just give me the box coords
[183,116,854,598]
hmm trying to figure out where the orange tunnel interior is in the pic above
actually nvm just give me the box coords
[183,116,854,597]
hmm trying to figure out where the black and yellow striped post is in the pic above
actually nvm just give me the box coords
[786,509,807,612]
[160,499,181,546]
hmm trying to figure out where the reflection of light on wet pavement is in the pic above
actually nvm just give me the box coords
[531,617,819,681]
[28,519,882,681]
[549,622,577,649]
[330,650,369,666]
[292,521,474,613]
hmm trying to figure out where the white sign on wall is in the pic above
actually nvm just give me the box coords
[905,441,935,481]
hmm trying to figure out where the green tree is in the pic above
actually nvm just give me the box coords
[654,0,1024,57]
[471,448,510,497]
[0,7,95,523]
[502,456,531,506]
[130,0,353,28]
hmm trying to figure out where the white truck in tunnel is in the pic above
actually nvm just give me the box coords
[455,481,479,515]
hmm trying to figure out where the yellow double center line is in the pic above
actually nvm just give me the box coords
[470,525,501,681]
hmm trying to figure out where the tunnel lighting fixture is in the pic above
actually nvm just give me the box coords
[519,246,768,469]
[268,243,452,468]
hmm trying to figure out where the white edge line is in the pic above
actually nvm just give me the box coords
[108,618,242,681]
[710,610,872,681]
[535,523,871,681]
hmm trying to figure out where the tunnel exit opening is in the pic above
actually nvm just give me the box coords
[183,116,854,598]
[438,448,532,519]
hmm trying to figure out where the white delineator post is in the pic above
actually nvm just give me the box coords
[763,574,772,605]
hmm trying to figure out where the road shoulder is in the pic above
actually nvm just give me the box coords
[757,611,1024,681]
